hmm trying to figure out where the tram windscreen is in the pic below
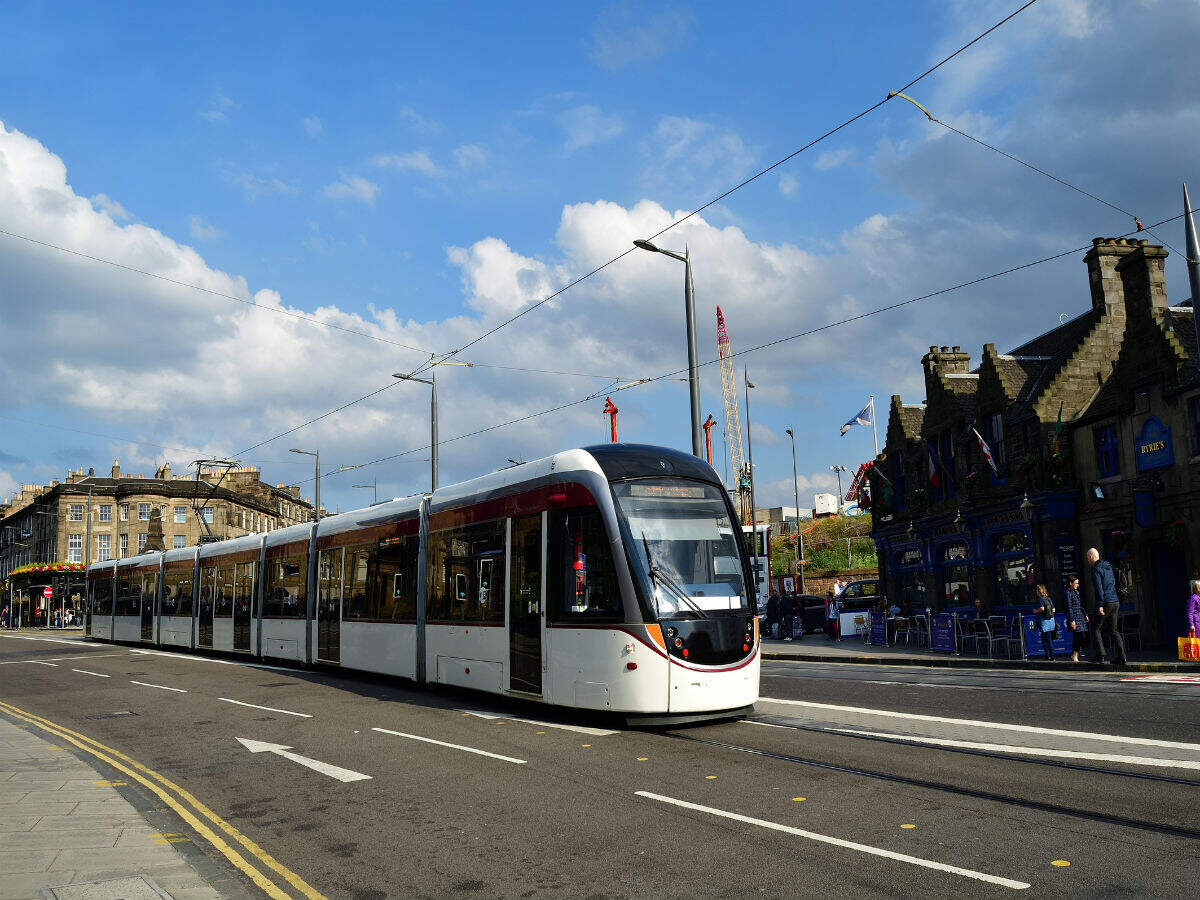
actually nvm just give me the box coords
[613,479,750,617]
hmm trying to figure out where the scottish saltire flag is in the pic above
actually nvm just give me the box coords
[971,427,999,477]
[840,399,873,436]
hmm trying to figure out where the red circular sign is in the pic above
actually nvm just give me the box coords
[42,587,53,599]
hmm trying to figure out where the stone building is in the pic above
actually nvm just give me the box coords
[869,237,1199,647]
[0,461,316,580]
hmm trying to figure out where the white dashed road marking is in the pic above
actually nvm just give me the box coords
[130,680,187,693]
[71,669,111,678]
[635,791,1030,890]
[457,709,617,736]
[372,727,527,764]
[220,698,312,718]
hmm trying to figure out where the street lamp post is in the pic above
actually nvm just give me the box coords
[830,465,847,511]
[289,449,320,522]
[744,368,759,600]
[352,479,378,505]
[785,428,805,594]
[632,238,703,458]
[394,357,474,493]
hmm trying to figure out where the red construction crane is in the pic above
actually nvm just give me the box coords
[602,396,618,443]
[702,414,715,466]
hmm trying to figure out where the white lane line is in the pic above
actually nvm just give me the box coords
[831,728,1200,771]
[72,669,111,678]
[130,680,187,693]
[0,634,87,646]
[457,709,617,736]
[220,698,312,718]
[44,653,129,662]
[758,696,1200,751]
[635,791,1029,890]
[128,647,296,673]
[29,661,59,666]
[237,738,371,783]
[372,727,527,764]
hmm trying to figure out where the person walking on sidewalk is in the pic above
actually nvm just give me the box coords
[1035,585,1058,661]
[1087,547,1128,667]
[825,591,841,641]
[1186,580,1200,638]
[766,591,780,640]
[1064,575,1089,662]
[779,592,795,641]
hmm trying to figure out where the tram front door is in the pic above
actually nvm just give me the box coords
[316,549,340,664]
[198,574,214,649]
[139,585,154,642]
[508,514,543,694]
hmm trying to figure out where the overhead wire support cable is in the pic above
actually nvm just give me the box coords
[0,227,437,355]
[400,0,1041,379]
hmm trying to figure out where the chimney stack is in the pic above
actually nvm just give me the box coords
[1115,239,1169,321]
[1083,238,1140,318]
[111,460,120,479]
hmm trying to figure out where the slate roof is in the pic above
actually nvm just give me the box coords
[1166,308,1197,366]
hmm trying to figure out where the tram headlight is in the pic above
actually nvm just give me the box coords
[666,626,678,639]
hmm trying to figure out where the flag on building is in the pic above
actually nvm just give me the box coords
[924,439,942,490]
[840,398,874,436]
[971,427,999,477]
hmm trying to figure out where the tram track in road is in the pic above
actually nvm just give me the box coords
[663,728,1200,842]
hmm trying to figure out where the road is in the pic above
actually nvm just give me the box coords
[2,632,1198,899]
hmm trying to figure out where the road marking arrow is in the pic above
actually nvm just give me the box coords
[236,737,371,783]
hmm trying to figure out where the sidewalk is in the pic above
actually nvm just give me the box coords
[762,636,1200,671]
[0,716,240,900]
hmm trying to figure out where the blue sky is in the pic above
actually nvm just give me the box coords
[1,0,1198,513]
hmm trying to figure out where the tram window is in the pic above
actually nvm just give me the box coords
[115,573,139,616]
[342,546,370,618]
[425,520,505,623]
[318,548,342,612]
[94,576,113,615]
[262,554,307,619]
[163,563,194,617]
[367,535,418,620]
[141,573,157,610]
[235,561,257,618]
[213,565,233,617]
[549,508,621,622]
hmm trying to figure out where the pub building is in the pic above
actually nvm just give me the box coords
[869,236,1200,648]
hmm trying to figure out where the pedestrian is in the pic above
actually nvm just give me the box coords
[833,578,846,598]
[1064,575,1089,662]
[766,592,780,640]
[0,606,7,629]
[826,591,841,641]
[1186,579,1200,638]
[1035,585,1057,661]
[779,592,795,641]
[1086,547,1129,667]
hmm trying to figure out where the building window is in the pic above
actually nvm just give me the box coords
[120,503,129,521]
[119,534,128,558]
[137,533,147,552]
[173,535,186,549]
[200,507,214,524]
[98,504,112,523]
[138,502,151,521]
[1190,396,1200,455]
[67,534,83,563]
[68,504,84,522]
[96,534,111,562]
[1094,424,1120,478]
[174,506,186,524]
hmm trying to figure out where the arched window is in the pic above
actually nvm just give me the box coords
[991,531,1033,609]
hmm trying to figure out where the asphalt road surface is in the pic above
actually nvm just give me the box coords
[2,632,1198,899]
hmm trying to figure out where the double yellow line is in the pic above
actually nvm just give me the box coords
[0,699,325,900]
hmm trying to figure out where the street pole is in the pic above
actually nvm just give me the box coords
[1184,183,1200,366]
[431,363,439,492]
[289,449,321,522]
[632,239,703,458]
[786,428,805,593]
[830,465,847,511]
[744,368,758,600]
[84,483,93,567]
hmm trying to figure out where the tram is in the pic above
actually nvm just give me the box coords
[84,444,760,720]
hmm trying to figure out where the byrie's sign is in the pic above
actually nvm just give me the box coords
[1134,416,1173,472]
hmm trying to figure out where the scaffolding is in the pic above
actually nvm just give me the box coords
[716,306,750,521]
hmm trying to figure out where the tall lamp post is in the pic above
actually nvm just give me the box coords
[744,369,759,599]
[352,479,378,505]
[785,428,805,594]
[289,449,320,522]
[632,238,703,458]
[830,464,847,511]
[394,357,474,493]
[1019,493,1038,600]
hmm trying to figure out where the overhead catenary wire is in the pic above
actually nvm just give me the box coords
[0,227,436,356]
[294,207,1186,489]
[398,0,1041,380]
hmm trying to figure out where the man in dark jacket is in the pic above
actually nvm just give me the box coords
[766,593,780,639]
[779,593,796,641]
[1087,547,1128,666]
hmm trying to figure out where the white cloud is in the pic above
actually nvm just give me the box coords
[302,115,323,138]
[222,166,301,200]
[750,421,783,448]
[397,106,442,135]
[558,106,625,152]
[778,173,799,197]
[198,93,236,123]
[0,469,17,500]
[453,144,487,168]
[642,116,757,197]
[89,193,132,221]
[814,147,856,171]
[188,215,222,241]
[589,2,692,69]
[369,151,438,176]
[322,174,379,204]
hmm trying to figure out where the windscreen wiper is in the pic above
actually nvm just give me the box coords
[641,531,709,620]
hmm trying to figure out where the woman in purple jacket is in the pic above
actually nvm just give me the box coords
[1187,580,1200,636]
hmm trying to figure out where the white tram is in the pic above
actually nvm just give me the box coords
[84,445,760,720]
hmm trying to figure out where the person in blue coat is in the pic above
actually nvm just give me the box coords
[1064,575,1089,663]
[1087,547,1128,666]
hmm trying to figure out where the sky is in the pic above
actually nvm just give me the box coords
[1,0,1198,515]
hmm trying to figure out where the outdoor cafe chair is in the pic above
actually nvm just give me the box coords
[910,614,928,648]
[986,616,1013,658]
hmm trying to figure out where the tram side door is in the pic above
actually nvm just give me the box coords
[140,573,155,642]
[198,567,214,648]
[316,548,341,664]
[508,514,543,694]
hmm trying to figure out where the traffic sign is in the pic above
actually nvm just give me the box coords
[42,587,53,599]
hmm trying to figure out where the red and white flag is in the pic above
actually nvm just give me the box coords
[971,427,999,477]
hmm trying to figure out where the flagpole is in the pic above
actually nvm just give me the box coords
[870,394,879,457]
